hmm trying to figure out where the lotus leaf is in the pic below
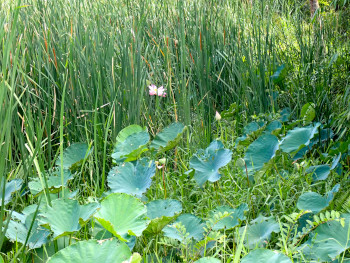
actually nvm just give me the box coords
[279,123,320,155]
[298,214,350,262]
[39,199,99,238]
[297,184,340,213]
[46,239,131,263]
[243,122,260,135]
[163,214,205,242]
[55,143,91,169]
[6,211,50,249]
[144,199,182,235]
[150,122,185,152]
[112,126,149,163]
[190,140,232,187]
[94,193,149,241]
[241,249,292,263]
[241,216,280,248]
[265,120,282,132]
[107,158,156,197]
[306,164,331,181]
[208,204,248,230]
[244,134,279,174]
[0,179,23,206]
[28,169,73,195]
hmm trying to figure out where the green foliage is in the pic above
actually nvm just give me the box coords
[189,140,232,187]
[107,158,156,197]
[241,249,292,263]
[150,123,186,153]
[56,143,91,170]
[0,179,23,206]
[94,193,149,241]
[46,239,131,263]
[208,204,248,230]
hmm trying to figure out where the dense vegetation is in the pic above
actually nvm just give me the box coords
[1,0,349,262]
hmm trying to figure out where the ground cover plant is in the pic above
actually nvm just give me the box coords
[1,0,350,262]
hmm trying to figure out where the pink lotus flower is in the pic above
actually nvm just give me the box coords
[148,84,166,97]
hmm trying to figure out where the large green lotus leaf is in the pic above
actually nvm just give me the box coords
[209,204,248,230]
[55,143,91,170]
[163,214,205,242]
[298,214,350,262]
[297,184,340,213]
[279,108,291,122]
[265,120,282,132]
[112,126,149,163]
[243,122,260,135]
[150,122,186,152]
[147,199,182,220]
[6,211,50,249]
[241,217,280,248]
[107,158,156,197]
[29,169,73,195]
[279,123,321,155]
[241,249,292,263]
[306,164,331,181]
[189,140,232,187]
[94,193,149,241]
[194,257,221,263]
[39,199,99,238]
[144,199,182,235]
[0,179,23,206]
[46,239,131,263]
[116,125,144,145]
[330,153,341,170]
[244,134,279,174]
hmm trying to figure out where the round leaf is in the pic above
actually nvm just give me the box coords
[107,158,156,197]
[112,126,149,163]
[0,179,23,206]
[163,214,205,242]
[190,140,232,187]
[306,165,331,181]
[265,120,282,132]
[144,199,182,235]
[279,123,320,155]
[39,199,99,238]
[150,122,185,152]
[241,249,292,263]
[209,204,248,230]
[47,239,131,263]
[94,193,149,241]
[244,134,279,174]
[297,192,327,213]
[55,143,91,169]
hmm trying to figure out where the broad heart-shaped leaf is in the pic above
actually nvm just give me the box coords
[39,199,99,238]
[94,193,149,241]
[194,257,221,263]
[244,134,279,174]
[107,159,156,197]
[150,122,186,153]
[279,123,321,156]
[55,143,91,170]
[241,216,280,248]
[208,204,248,230]
[6,211,50,249]
[189,140,232,187]
[0,179,23,206]
[297,184,340,213]
[241,249,292,263]
[144,199,182,235]
[163,214,205,242]
[112,126,149,163]
[28,169,73,195]
[298,214,350,262]
[265,120,282,132]
[306,164,331,181]
[46,239,131,263]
